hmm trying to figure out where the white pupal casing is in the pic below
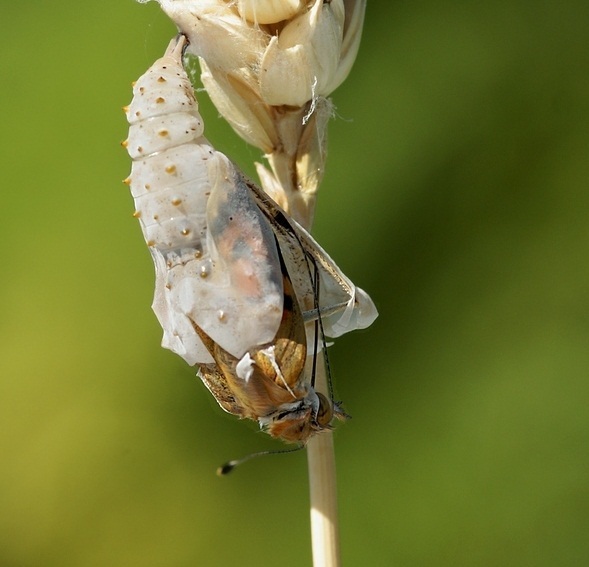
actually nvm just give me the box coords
[124,36,284,365]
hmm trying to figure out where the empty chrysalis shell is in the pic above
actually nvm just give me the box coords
[124,36,284,364]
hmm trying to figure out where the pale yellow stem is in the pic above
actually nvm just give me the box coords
[306,360,340,567]
[267,151,317,228]
[307,430,340,566]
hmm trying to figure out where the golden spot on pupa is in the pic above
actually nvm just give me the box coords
[146,240,156,247]
[132,210,141,218]
[158,129,169,137]
[155,96,165,104]
[165,164,177,174]
[171,197,182,206]
[157,76,167,83]
[181,228,191,236]
[122,177,131,186]
[120,140,129,148]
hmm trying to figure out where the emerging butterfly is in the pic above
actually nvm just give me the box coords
[123,35,377,444]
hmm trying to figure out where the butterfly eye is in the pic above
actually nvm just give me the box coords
[315,392,333,427]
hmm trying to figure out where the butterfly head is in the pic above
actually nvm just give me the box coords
[259,390,334,444]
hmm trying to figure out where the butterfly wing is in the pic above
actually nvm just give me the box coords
[197,363,246,416]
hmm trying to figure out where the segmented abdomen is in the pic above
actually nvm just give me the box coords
[124,37,211,253]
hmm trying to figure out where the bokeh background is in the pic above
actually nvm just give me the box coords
[2,1,588,565]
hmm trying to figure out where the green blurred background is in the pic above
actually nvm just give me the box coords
[1,1,588,565]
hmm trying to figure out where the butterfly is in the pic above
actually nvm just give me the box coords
[123,35,377,443]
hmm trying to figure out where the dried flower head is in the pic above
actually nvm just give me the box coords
[139,0,366,229]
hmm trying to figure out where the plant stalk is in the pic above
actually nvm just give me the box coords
[306,361,340,567]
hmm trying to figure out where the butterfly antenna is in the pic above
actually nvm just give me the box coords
[310,262,320,389]
[217,445,305,476]
[305,254,336,403]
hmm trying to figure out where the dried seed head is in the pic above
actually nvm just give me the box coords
[142,0,366,227]
[150,0,365,108]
